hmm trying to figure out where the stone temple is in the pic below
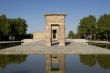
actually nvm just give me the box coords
[33,14,66,46]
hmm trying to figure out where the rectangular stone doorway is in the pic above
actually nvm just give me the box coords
[51,25,59,45]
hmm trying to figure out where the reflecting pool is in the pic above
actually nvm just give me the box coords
[0,55,110,73]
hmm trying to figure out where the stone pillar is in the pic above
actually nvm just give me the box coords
[56,26,59,42]
[45,26,51,46]
[59,25,65,46]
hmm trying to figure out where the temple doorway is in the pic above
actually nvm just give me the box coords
[45,14,66,46]
[51,25,59,45]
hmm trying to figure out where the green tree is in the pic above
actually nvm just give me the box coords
[1,20,11,37]
[16,18,27,36]
[0,23,2,39]
[0,15,7,25]
[68,31,74,39]
[0,15,8,40]
[0,14,28,40]
[78,15,97,39]
[97,14,110,41]
[9,18,28,40]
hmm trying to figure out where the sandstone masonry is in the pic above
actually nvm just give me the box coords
[33,14,66,46]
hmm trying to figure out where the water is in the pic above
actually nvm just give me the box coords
[0,55,110,73]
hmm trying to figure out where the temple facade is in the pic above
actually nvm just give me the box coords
[33,14,66,46]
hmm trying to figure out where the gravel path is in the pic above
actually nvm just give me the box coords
[0,40,110,55]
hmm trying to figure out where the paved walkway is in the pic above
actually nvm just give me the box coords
[0,40,110,55]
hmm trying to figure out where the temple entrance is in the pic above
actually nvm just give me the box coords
[45,14,66,46]
[51,25,59,45]
[33,14,66,46]
[52,30,56,39]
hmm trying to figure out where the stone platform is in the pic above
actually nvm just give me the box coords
[0,40,110,55]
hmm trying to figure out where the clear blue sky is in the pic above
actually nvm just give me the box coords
[0,0,110,33]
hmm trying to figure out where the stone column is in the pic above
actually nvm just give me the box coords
[59,25,65,46]
[45,25,51,46]
[56,26,59,42]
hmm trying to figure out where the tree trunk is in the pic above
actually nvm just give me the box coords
[106,32,108,42]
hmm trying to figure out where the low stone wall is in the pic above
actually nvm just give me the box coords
[33,32,45,41]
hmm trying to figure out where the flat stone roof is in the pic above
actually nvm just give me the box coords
[45,14,66,16]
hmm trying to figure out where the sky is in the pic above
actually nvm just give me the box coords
[0,0,110,33]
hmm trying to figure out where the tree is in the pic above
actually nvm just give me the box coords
[78,15,97,39]
[68,31,74,39]
[97,14,110,41]
[24,33,33,39]
[0,23,2,39]
[0,15,7,25]
[9,18,28,40]
[0,14,28,41]
[0,15,9,40]
[1,20,11,37]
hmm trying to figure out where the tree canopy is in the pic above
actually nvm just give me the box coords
[97,14,110,41]
[68,31,74,39]
[0,14,28,40]
[77,15,96,39]
[77,14,110,41]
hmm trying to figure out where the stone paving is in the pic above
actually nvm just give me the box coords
[0,40,110,55]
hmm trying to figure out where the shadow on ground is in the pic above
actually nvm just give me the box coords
[52,41,72,46]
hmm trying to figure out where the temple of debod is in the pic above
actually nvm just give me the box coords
[1,14,110,55]
[33,14,66,47]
